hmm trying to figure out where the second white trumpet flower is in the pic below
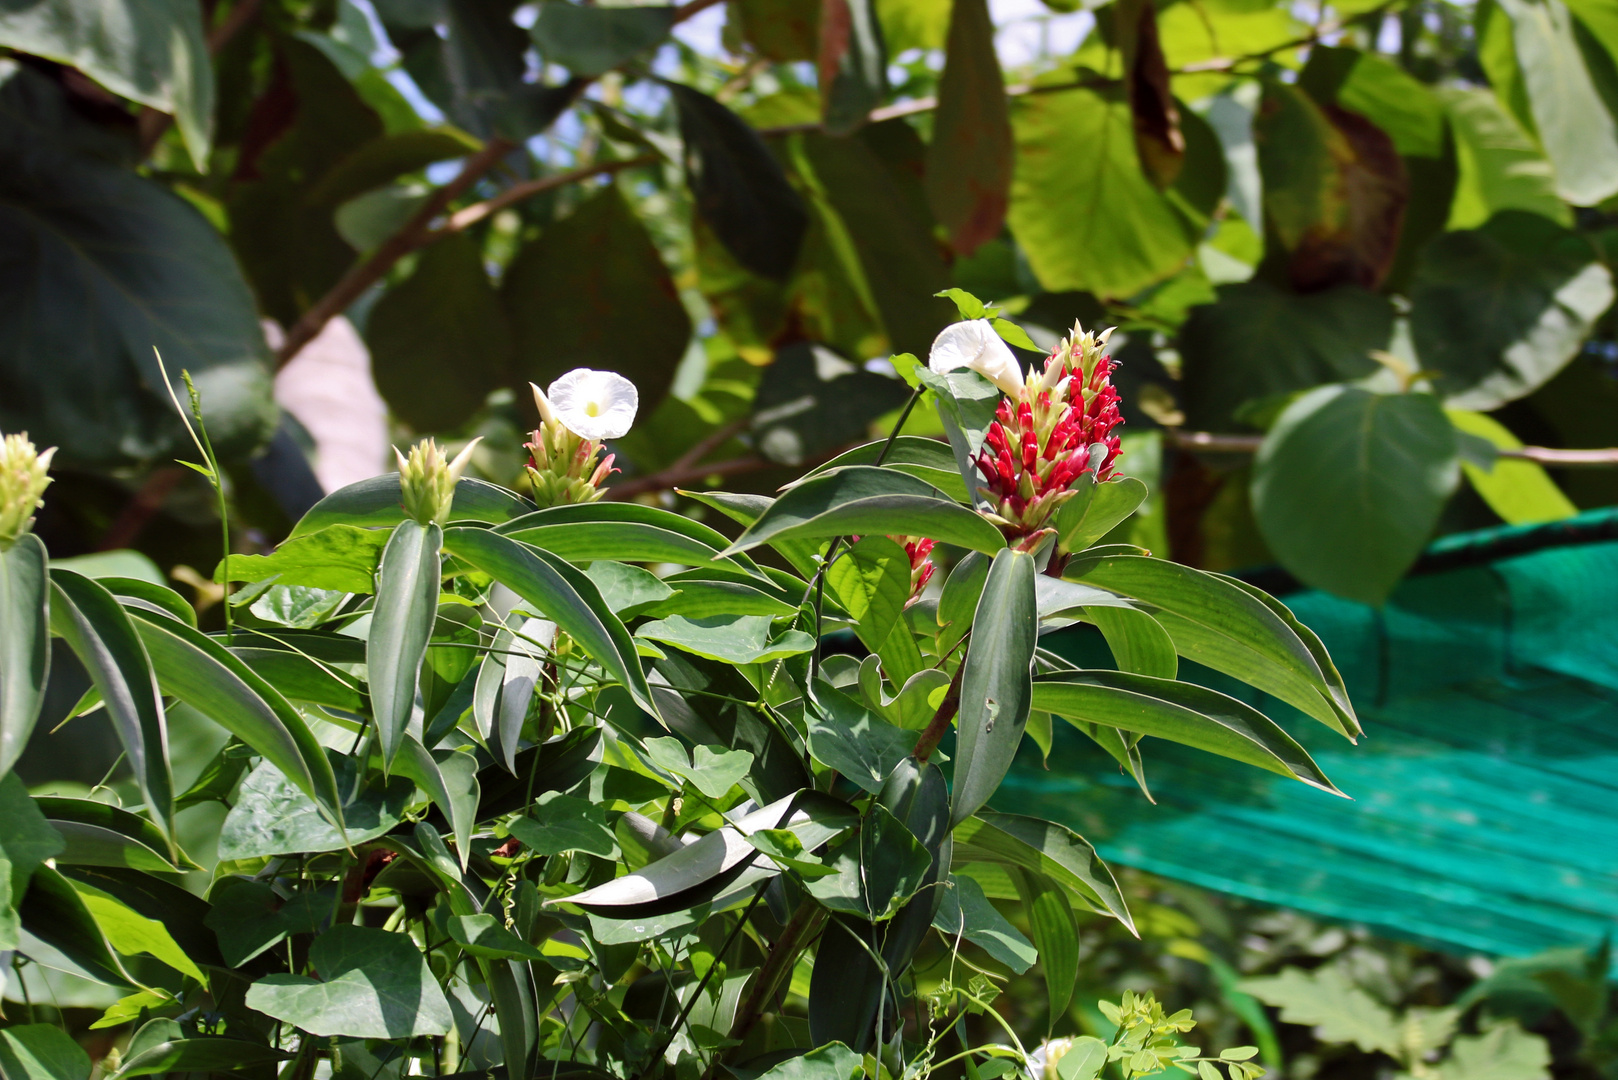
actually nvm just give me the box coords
[928,320,1024,396]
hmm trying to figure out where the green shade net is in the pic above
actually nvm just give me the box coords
[1016,508,1618,967]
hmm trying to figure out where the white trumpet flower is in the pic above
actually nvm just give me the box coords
[544,368,639,441]
[929,320,1024,396]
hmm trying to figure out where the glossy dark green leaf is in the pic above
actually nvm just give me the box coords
[369,232,509,432]
[951,549,1036,826]
[233,647,366,713]
[530,3,676,76]
[1178,280,1391,429]
[39,798,192,873]
[0,773,63,905]
[1054,476,1149,555]
[48,571,173,846]
[246,924,452,1038]
[668,82,808,280]
[128,611,346,827]
[291,476,533,538]
[113,1037,289,1078]
[677,491,822,578]
[447,913,546,961]
[0,1022,92,1080]
[819,0,887,133]
[477,727,602,819]
[500,500,769,581]
[585,560,675,616]
[1410,212,1614,410]
[925,0,1012,254]
[218,758,412,860]
[1065,554,1360,738]
[508,792,617,857]
[723,466,1005,557]
[369,521,442,769]
[1252,385,1459,606]
[1009,865,1080,1020]
[0,534,49,779]
[808,917,891,1052]
[639,578,796,620]
[1031,670,1341,794]
[951,812,1132,931]
[936,549,989,661]
[18,863,133,987]
[502,183,691,408]
[447,526,656,714]
[805,684,917,793]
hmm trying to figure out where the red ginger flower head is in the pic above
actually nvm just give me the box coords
[974,321,1124,539]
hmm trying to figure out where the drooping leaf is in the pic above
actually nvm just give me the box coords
[668,82,809,281]
[952,812,1132,930]
[807,437,969,502]
[1410,212,1614,410]
[368,232,510,433]
[395,740,480,867]
[1086,606,1177,678]
[925,0,1012,254]
[17,864,132,987]
[368,521,442,770]
[444,527,657,715]
[218,758,412,860]
[75,882,205,983]
[0,69,273,469]
[818,0,888,133]
[501,184,691,409]
[57,864,222,973]
[1119,0,1185,189]
[1031,670,1341,793]
[1009,84,1198,298]
[291,475,534,537]
[1252,385,1460,605]
[950,549,1036,826]
[0,534,49,779]
[1009,865,1080,1021]
[722,466,1006,557]
[40,798,191,874]
[530,3,677,76]
[246,925,453,1039]
[0,0,213,166]
[48,571,173,847]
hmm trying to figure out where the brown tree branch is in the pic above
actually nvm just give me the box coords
[1165,429,1618,466]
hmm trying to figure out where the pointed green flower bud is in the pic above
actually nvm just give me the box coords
[0,433,55,551]
[395,437,480,526]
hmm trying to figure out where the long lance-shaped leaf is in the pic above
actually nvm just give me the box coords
[951,549,1036,826]
[951,812,1133,932]
[17,864,135,988]
[1064,554,1360,738]
[0,534,49,779]
[1008,865,1081,1020]
[1030,670,1343,795]
[126,610,344,828]
[678,490,821,577]
[719,466,1007,558]
[369,521,442,771]
[290,474,533,537]
[396,738,480,869]
[444,527,657,717]
[48,570,175,847]
[497,502,770,581]
[555,792,857,918]
[1212,571,1356,734]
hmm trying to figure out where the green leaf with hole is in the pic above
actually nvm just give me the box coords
[951,549,1036,826]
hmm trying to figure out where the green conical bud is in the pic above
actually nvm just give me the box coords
[395,437,480,526]
[0,433,55,551]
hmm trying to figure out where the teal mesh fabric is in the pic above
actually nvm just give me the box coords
[1018,512,1618,968]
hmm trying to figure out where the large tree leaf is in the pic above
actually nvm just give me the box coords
[368,521,442,770]
[1061,554,1359,738]
[1118,0,1184,189]
[1410,211,1614,410]
[368,232,510,432]
[246,924,452,1038]
[0,74,274,468]
[531,3,675,76]
[722,466,1007,556]
[48,572,174,848]
[501,184,690,411]
[819,0,887,133]
[668,82,808,281]
[0,534,48,780]
[1030,671,1340,793]
[1496,0,1618,205]
[950,549,1036,826]
[1252,385,1459,605]
[219,758,412,859]
[1439,88,1569,229]
[925,0,1012,254]
[443,527,656,715]
[726,0,819,60]
[127,609,345,824]
[0,0,212,167]
[951,812,1132,930]
[1178,280,1391,429]
[1009,84,1198,298]
[1254,80,1408,291]
[750,342,913,466]
[1447,409,1577,524]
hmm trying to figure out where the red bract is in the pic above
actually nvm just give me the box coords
[973,322,1124,540]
